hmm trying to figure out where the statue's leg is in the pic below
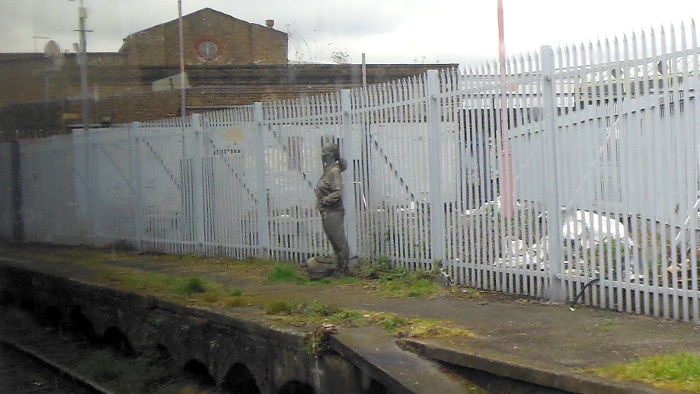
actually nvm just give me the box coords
[322,210,349,273]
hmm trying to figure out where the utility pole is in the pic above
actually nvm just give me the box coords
[178,0,186,118]
[71,0,96,242]
[361,53,367,90]
[71,0,91,133]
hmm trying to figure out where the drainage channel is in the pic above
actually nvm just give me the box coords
[0,340,104,394]
[2,303,583,394]
[0,261,582,394]
[0,305,222,394]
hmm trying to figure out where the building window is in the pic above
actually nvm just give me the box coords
[197,40,218,60]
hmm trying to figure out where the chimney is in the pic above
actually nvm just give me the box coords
[265,19,274,28]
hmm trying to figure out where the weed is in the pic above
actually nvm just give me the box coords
[355,256,392,279]
[405,278,434,297]
[0,243,472,342]
[202,293,219,303]
[457,287,482,298]
[224,297,243,307]
[378,315,409,333]
[602,319,615,332]
[352,256,438,297]
[268,299,473,339]
[595,352,700,392]
[265,301,292,314]
[304,300,340,316]
[308,275,358,287]
[150,315,165,326]
[174,277,206,295]
[407,318,473,338]
[333,309,365,326]
[267,264,300,283]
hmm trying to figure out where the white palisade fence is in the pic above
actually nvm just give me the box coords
[1,22,699,322]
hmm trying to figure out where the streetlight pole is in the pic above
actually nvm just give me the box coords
[71,0,90,133]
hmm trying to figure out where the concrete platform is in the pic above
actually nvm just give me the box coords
[1,246,699,393]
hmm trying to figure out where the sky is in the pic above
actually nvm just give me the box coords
[3,0,700,66]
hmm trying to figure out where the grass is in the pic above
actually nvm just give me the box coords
[96,267,249,308]
[310,275,359,286]
[174,277,205,295]
[261,256,441,298]
[352,256,439,298]
[263,299,473,339]
[601,319,615,332]
[0,243,472,340]
[0,244,442,298]
[265,301,292,314]
[458,287,483,298]
[266,263,304,283]
[595,352,700,392]
[224,297,243,307]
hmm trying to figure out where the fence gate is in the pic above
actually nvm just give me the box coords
[4,21,700,323]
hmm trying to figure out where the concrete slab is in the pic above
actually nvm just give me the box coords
[398,338,670,394]
[330,326,468,393]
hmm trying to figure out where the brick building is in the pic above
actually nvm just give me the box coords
[0,8,455,135]
[119,8,287,66]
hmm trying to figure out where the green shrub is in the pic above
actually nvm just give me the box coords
[174,277,205,295]
[267,264,299,283]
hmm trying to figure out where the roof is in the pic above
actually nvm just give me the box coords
[122,8,286,42]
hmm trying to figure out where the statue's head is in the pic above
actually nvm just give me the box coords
[321,143,347,171]
[321,143,340,163]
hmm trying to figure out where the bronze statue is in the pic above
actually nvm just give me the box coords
[315,143,350,275]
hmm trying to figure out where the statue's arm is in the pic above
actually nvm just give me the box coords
[323,168,343,205]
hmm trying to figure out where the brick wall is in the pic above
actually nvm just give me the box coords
[119,8,288,67]
[0,62,456,131]
[0,55,51,106]
[0,7,453,132]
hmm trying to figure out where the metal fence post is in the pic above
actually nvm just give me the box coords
[427,70,445,265]
[71,131,87,242]
[254,102,270,257]
[49,136,61,242]
[341,89,359,257]
[541,45,566,301]
[10,136,23,242]
[128,122,144,250]
[191,113,206,253]
[87,129,100,245]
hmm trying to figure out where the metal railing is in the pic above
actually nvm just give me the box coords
[2,22,699,323]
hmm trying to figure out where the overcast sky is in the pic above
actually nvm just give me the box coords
[4,0,700,66]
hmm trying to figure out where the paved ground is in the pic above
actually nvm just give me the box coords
[2,245,699,393]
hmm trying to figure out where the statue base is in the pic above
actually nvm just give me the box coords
[305,256,336,280]
[304,256,359,280]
